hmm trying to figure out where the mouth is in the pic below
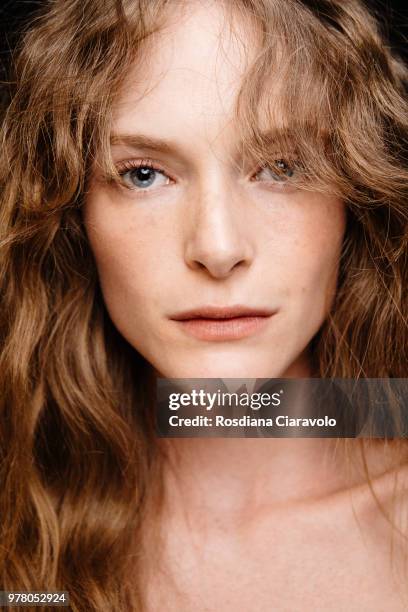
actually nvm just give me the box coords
[169,305,277,341]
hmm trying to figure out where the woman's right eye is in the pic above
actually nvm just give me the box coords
[117,162,172,191]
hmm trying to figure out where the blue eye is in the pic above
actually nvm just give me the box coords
[119,163,171,190]
[254,159,295,182]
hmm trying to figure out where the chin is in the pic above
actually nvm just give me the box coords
[153,351,290,379]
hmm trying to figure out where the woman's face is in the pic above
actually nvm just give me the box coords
[83,1,346,379]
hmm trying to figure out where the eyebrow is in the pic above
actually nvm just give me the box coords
[109,128,299,161]
[110,133,180,155]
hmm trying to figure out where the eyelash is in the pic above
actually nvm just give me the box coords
[114,158,297,192]
[116,159,172,191]
[251,159,296,183]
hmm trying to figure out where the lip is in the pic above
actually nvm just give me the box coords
[170,305,276,341]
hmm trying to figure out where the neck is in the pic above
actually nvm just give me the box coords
[161,437,349,523]
[154,351,338,525]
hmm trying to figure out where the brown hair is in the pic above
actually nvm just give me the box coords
[0,0,407,609]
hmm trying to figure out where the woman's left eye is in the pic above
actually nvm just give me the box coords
[252,159,295,183]
[118,162,171,191]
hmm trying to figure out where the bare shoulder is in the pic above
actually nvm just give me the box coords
[143,441,408,611]
[316,456,408,611]
[143,467,408,612]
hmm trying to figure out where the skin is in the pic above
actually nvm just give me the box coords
[83,0,346,381]
[83,2,408,610]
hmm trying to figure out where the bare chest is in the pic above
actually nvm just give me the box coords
[143,507,408,612]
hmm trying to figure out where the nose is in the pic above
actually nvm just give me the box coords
[183,176,255,279]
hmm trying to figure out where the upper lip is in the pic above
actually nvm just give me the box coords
[170,305,276,320]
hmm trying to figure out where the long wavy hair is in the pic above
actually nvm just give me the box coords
[0,0,407,609]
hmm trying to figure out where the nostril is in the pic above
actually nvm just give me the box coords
[183,210,255,278]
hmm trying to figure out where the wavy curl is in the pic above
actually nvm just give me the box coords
[0,0,407,609]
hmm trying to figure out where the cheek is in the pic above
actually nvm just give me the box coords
[82,194,170,319]
[278,197,346,316]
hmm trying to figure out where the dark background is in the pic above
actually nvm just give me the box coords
[0,0,407,82]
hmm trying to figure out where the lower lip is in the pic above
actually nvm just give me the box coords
[173,315,273,341]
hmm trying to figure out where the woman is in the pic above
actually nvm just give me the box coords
[0,0,407,609]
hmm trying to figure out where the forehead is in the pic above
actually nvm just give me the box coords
[111,1,260,144]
